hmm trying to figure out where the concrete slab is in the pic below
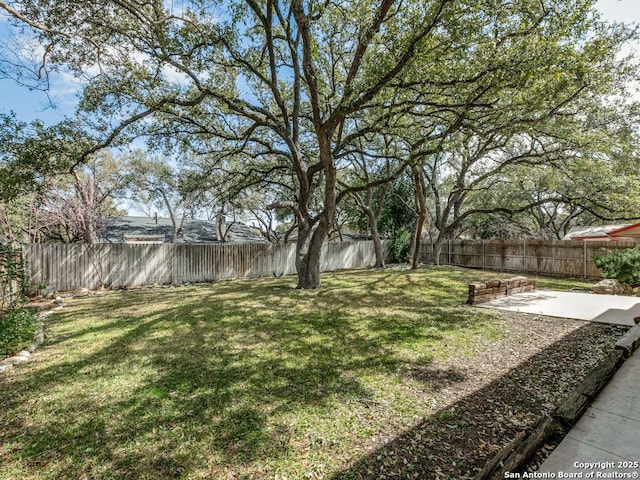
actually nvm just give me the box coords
[590,388,640,422]
[537,437,629,475]
[622,352,640,375]
[477,290,640,326]
[566,407,640,460]
[604,367,640,395]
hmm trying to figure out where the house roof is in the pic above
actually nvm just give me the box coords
[98,216,266,244]
[563,223,640,240]
[607,223,640,238]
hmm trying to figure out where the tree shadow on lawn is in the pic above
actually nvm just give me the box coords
[1,275,620,479]
[1,289,488,479]
[315,268,480,310]
[1,309,285,478]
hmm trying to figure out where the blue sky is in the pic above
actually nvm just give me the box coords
[0,0,638,126]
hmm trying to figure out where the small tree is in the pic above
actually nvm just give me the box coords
[0,243,24,310]
[123,152,198,243]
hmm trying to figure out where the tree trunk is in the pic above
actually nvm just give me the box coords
[409,166,427,269]
[432,234,446,266]
[295,218,329,289]
[71,169,99,244]
[365,207,385,268]
[294,137,336,288]
[85,225,98,245]
[217,212,227,243]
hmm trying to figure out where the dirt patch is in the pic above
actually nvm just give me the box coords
[332,312,627,480]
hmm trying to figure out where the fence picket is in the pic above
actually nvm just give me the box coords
[421,239,635,279]
[22,241,389,292]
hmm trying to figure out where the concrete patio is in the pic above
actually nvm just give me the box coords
[478,290,640,326]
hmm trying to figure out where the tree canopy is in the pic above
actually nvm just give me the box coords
[1,0,638,285]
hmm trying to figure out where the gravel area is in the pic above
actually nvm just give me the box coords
[333,311,628,480]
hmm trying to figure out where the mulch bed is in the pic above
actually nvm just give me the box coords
[332,312,627,480]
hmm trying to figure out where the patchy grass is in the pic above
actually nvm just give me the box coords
[528,275,595,291]
[0,266,618,479]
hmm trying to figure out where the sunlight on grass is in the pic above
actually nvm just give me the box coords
[0,266,589,479]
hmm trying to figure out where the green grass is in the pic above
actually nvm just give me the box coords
[0,266,594,479]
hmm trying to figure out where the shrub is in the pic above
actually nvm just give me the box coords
[390,229,411,263]
[593,246,640,287]
[0,307,38,358]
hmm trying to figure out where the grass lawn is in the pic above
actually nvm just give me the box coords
[0,267,619,479]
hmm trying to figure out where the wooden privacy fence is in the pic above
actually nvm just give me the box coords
[420,239,639,279]
[22,241,388,292]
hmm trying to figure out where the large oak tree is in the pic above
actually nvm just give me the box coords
[1,0,635,286]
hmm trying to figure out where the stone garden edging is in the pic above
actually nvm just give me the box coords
[467,276,537,305]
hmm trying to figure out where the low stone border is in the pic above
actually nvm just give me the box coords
[474,320,640,480]
[467,276,536,305]
[615,323,640,356]
[0,307,59,373]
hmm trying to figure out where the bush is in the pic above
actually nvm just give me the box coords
[390,229,411,263]
[0,307,38,358]
[593,246,640,287]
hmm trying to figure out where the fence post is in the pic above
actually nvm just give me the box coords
[523,239,527,275]
[448,239,452,265]
[583,241,587,280]
[482,240,486,270]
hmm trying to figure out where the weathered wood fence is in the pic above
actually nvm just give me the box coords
[22,241,388,292]
[420,239,638,279]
